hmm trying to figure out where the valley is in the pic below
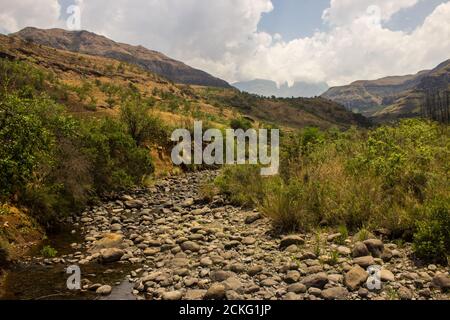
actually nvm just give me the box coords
[0,27,448,302]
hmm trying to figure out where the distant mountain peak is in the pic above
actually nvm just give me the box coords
[233,79,329,98]
[12,27,231,88]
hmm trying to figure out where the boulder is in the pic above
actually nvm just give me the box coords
[280,235,305,249]
[352,242,370,258]
[96,285,112,296]
[363,239,384,258]
[90,233,125,252]
[432,274,450,291]
[204,283,226,300]
[301,272,328,289]
[100,248,124,263]
[344,266,368,291]
[321,287,349,300]
[353,256,375,268]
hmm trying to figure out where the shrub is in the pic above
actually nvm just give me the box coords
[413,197,450,262]
[215,165,264,207]
[230,117,253,131]
[0,59,48,97]
[119,98,168,147]
[1,92,155,228]
[0,94,63,197]
[260,178,317,232]
[40,245,57,258]
[80,117,155,192]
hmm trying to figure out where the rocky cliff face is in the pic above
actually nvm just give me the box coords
[13,27,231,88]
[322,60,450,120]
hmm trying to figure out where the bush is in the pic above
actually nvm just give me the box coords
[215,165,264,207]
[0,59,48,97]
[40,245,57,258]
[230,117,253,131]
[120,98,168,147]
[0,94,68,197]
[260,179,316,232]
[1,92,155,228]
[80,117,155,192]
[215,119,449,252]
[413,197,450,262]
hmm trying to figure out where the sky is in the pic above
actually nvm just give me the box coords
[0,0,449,86]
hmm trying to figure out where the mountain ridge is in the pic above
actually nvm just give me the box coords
[322,60,450,120]
[12,27,232,89]
[0,33,369,129]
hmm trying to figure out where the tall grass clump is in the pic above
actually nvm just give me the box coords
[215,120,449,260]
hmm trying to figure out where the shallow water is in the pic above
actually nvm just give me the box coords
[1,228,138,300]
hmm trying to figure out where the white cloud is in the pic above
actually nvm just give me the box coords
[0,0,61,33]
[1,0,449,86]
[322,0,422,26]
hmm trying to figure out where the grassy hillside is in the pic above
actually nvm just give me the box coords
[0,34,366,130]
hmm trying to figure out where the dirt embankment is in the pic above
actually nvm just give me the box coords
[0,205,44,295]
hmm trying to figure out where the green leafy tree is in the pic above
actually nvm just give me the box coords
[119,99,167,147]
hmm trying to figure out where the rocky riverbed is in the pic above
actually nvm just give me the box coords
[4,171,449,300]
